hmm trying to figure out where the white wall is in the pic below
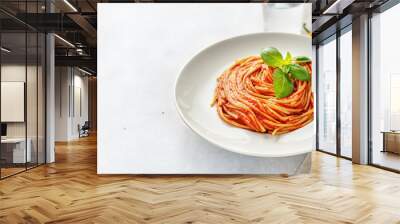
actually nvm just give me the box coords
[1,65,29,142]
[55,67,89,141]
[55,66,69,141]
[1,63,46,163]
[72,73,89,137]
[1,65,40,138]
[1,65,26,141]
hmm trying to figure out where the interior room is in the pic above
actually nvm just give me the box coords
[0,24,46,178]
[1,0,400,223]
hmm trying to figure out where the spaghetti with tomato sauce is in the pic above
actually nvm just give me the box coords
[211,56,313,135]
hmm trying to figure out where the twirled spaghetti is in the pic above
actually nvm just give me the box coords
[211,56,313,135]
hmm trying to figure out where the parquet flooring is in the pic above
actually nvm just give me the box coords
[1,134,400,223]
[1,167,26,178]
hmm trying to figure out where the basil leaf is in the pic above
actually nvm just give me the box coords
[260,47,284,68]
[294,56,311,63]
[273,68,294,98]
[289,64,310,81]
[281,64,290,74]
[284,52,292,65]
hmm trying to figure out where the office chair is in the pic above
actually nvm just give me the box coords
[79,121,90,138]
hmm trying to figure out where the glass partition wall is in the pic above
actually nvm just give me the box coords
[370,3,400,171]
[0,4,46,179]
[316,26,352,159]
[339,27,352,159]
[317,36,337,155]
[316,0,400,172]
[0,31,27,177]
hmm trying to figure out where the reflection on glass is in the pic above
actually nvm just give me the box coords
[27,32,38,169]
[38,33,46,165]
[26,0,42,170]
[371,3,400,171]
[0,1,46,179]
[1,32,27,177]
[340,29,352,158]
[318,37,337,154]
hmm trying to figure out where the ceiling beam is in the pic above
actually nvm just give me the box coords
[322,0,356,14]
[312,15,335,33]
[67,13,97,46]
[55,55,96,70]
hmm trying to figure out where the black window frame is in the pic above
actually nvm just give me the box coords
[315,24,352,161]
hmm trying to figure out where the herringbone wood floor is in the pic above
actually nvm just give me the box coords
[1,135,400,224]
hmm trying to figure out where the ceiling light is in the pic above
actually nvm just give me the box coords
[78,67,93,76]
[76,48,85,55]
[1,47,11,53]
[54,34,75,48]
[63,0,78,12]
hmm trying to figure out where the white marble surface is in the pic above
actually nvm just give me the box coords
[97,3,313,174]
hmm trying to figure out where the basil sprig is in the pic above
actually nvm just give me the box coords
[260,47,284,68]
[288,64,310,81]
[260,47,311,98]
[273,68,293,99]
[294,56,311,63]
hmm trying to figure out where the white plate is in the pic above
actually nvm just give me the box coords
[175,32,314,157]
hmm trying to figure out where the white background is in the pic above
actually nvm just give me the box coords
[98,3,312,174]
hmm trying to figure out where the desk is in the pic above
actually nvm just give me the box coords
[382,131,400,154]
[1,138,31,163]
